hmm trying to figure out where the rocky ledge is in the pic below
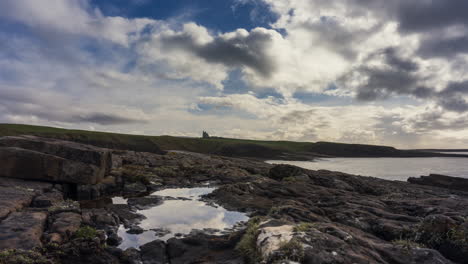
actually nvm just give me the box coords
[0,136,466,264]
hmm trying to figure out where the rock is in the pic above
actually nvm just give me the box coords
[0,135,112,177]
[121,247,142,264]
[127,225,145,234]
[106,204,145,227]
[166,233,243,264]
[269,164,305,181]
[0,211,47,250]
[82,208,119,228]
[0,185,36,219]
[151,228,171,237]
[256,223,295,260]
[124,182,148,195]
[60,237,121,264]
[408,174,468,192]
[50,212,82,239]
[46,232,63,244]
[140,240,168,264]
[127,196,163,210]
[0,147,102,184]
[77,176,119,200]
[107,232,123,246]
[48,200,81,215]
[32,191,63,207]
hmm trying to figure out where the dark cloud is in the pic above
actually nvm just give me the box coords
[418,36,468,58]
[396,1,468,33]
[341,48,468,113]
[341,48,432,101]
[300,16,383,60]
[160,29,276,77]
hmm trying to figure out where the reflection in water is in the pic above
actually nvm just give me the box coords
[268,157,468,181]
[117,187,249,249]
[152,187,216,199]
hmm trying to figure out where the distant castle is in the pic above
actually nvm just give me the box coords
[202,131,210,138]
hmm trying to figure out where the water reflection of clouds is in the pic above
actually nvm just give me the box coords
[151,187,216,198]
[117,187,249,249]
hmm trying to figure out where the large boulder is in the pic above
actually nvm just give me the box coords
[0,147,102,184]
[0,135,112,178]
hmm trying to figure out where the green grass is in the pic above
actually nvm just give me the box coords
[293,222,317,232]
[236,216,264,263]
[74,226,98,240]
[0,123,444,159]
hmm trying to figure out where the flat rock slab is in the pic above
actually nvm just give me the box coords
[0,211,47,250]
[0,147,101,184]
[0,186,36,220]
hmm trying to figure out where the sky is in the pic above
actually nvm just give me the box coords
[1,0,468,148]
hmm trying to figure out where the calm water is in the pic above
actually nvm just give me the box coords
[117,187,248,249]
[268,157,468,181]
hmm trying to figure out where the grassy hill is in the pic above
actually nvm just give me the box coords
[0,123,465,160]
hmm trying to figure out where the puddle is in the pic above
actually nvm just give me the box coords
[116,187,249,250]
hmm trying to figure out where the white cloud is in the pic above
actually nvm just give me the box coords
[1,0,468,148]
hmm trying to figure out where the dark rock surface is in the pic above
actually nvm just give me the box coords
[140,240,168,264]
[0,146,102,184]
[127,196,163,210]
[408,174,468,192]
[0,211,47,250]
[166,233,244,264]
[0,137,467,264]
[0,135,112,176]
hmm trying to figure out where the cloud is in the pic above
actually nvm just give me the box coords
[396,1,468,33]
[157,25,277,77]
[2,0,468,148]
[340,47,432,101]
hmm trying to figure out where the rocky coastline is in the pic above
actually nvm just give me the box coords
[0,135,467,264]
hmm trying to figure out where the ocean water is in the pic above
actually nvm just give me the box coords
[267,156,468,181]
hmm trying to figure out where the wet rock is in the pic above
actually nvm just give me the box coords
[0,211,47,250]
[140,240,168,264]
[127,225,145,234]
[408,174,468,192]
[106,204,146,227]
[151,228,171,237]
[127,196,163,210]
[107,232,123,246]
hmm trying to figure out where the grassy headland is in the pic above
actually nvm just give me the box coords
[0,123,465,160]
